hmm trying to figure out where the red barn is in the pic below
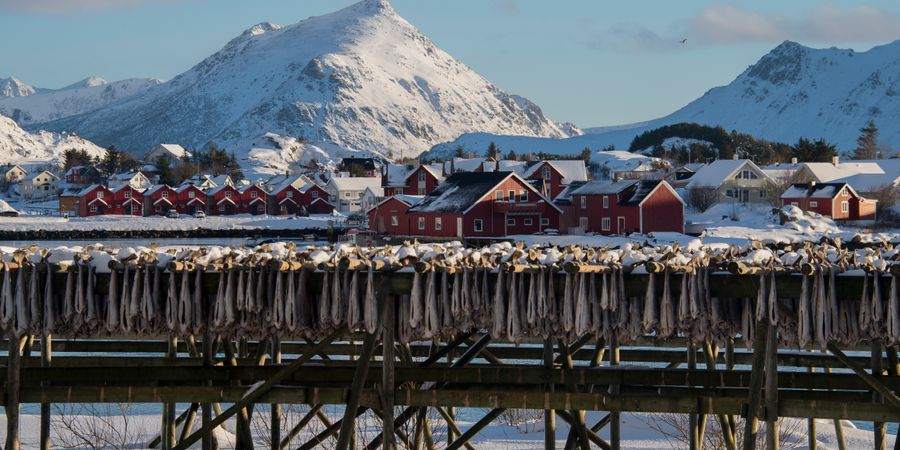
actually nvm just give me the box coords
[563,179,684,235]
[272,182,331,215]
[109,185,145,216]
[145,185,177,216]
[239,184,269,215]
[523,160,589,199]
[78,185,114,216]
[366,195,424,235]
[405,171,562,238]
[209,184,240,215]
[382,164,444,196]
[780,182,877,221]
[174,184,208,215]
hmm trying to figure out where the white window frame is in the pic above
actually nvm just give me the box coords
[519,190,527,201]
[841,201,849,213]
[97,191,104,199]
[542,166,551,180]
[161,191,169,199]
[418,217,425,230]
[601,217,611,231]
[225,191,232,198]
[418,186,426,195]
[540,218,550,226]
[495,191,504,201]
[286,191,293,198]
[791,202,799,207]
[580,196,587,208]
[250,190,258,198]
[124,190,132,198]
[390,215,399,226]
[523,218,533,226]
[435,217,442,230]
[602,196,609,208]
[90,205,98,213]
[418,171,426,182]
[507,217,516,226]
[508,190,516,202]
[474,219,483,232]
[809,201,818,208]
[312,190,318,198]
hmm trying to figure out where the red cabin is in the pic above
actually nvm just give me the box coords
[523,161,589,199]
[145,185,177,216]
[109,185,145,216]
[239,184,269,215]
[382,164,444,196]
[563,179,684,235]
[78,185,114,217]
[308,197,336,215]
[367,195,424,235]
[209,184,240,215]
[173,184,208,215]
[780,182,877,221]
[404,171,562,238]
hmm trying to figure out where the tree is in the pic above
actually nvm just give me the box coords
[791,138,836,163]
[579,147,593,161]
[99,145,124,176]
[687,188,719,212]
[853,119,880,160]
[453,145,466,158]
[61,149,94,171]
[485,142,501,160]
[505,150,518,160]
[155,156,175,186]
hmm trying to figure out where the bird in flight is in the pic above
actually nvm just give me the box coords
[680,38,687,44]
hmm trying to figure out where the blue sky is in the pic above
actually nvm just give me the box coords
[3,0,900,127]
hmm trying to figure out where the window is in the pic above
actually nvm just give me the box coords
[162,191,169,199]
[345,192,351,198]
[90,205,98,213]
[520,190,527,201]
[580,196,587,208]
[225,191,232,198]
[418,171,426,182]
[188,191,195,199]
[725,189,734,198]
[841,201,849,213]
[759,190,767,198]
[131,205,139,214]
[523,218,533,226]
[124,190,132,198]
[435,217,442,230]
[508,190,516,202]
[842,187,849,196]
[474,219,483,232]
[809,201,818,207]
[495,191,504,201]
[542,166,551,180]
[602,196,609,208]
[418,217,425,230]
[418,186,426,195]
[580,217,589,229]
[286,191,293,198]
[507,218,516,226]
[739,170,758,180]
[97,191,104,199]
[251,190,258,198]
[219,205,225,212]
[601,217,611,231]
[280,205,286,213]
[390,215,399,226]
[791,202,799,206]
[312,191,318,198]
[540,218,549,226]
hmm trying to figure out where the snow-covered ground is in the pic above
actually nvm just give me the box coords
[0,213,342,232]
[0,410,889,449]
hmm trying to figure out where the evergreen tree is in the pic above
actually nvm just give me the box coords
[227,151,244,180]
[99,145,123,176]
[505,149,518,160]
[453,145,466,158]
[792,138,836,163]
[853,119,880,160]
[155,156,175,185]
[579,147,593,161]
[485,142,500,159]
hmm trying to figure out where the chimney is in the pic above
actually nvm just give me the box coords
[810,180,816,188]
[832,156,840,166]
[494,161,499,172]
[450,158,455,174]
[732,153,739,160]
[791,157,798,165]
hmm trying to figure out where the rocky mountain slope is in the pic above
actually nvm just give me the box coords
[0,114,105,166]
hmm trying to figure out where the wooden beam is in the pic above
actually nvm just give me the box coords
[765,323,780,450]
[223,338,254,450]
[827,341,900,411]
[446,408,505,450]
[39,334,52,450]
[335,331,378,450]
[163,335,178,450]
[435,406,475,450]
[544,338,556,450]
[271,338,282,450]
[610,335,621,450]
[6,334,24,450]
[688,341,700,450]
[381,291,396,450]
[555,410,612,450]
[279,404,323,450]
[172,328,345,450]
[873,339,886,450]
[704,341,736,450]
[742,321,769,450]
[179,403,200,444]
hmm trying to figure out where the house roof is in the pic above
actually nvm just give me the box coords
[0,164,25,174]
[153,143,191,159]
[109,172,145,182]
[781,182,856,199]
[22,170,58,182]
[363,186,385,197]
[366,194,425,214]
[524,160,589,183]
[111,184,145,194]
[570,179,681,206]
[64,165,98,177]
[207,184,237,196]
[829,159,900,192]
[383,164,413,186]
[77,184,107,196]
[480,160,527,174]
[686,159,772,189]
[571,180,638,196]
[441,158,486,173]
[802,161,883,183]
[327,176,383,192]
[677,163,706,173]
[341,157,378,171]
[144,184,172,197]
[553,180,589,204]
[269,174,309,194]
[409,171,561,214]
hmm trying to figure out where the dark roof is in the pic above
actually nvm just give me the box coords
[341,158,378,171]
[780,182,851,199]
[619,180,664,205]
[408,171,512,213]
[571,179,669,206]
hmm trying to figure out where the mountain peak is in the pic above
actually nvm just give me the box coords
[0,76,37,98]
[353,0,396,16]
[62,76,108,90]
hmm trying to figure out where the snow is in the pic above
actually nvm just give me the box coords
[571,179,634,195]
[780,184,840,199]
[0,114,106,165]
[35,0,578,173]
[0,76,38,98]
[522,160,588,182]
[827,159,900,192]
[0,214,340,232]
[327,176,382,192]
[685,159,770,189]
[0,199,16,214]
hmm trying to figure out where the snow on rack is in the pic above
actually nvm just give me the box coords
[0,214,341,232]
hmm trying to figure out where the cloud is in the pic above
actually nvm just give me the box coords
[0,0,181,14]
[493,0,520,15]
[589,4,900,51]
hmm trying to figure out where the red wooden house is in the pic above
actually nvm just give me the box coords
[404,171,562,238]
[382,164,444,196]
[272,182,332,215]
[367,195,424,235]
[78,185,114,216]
[109,185,145,216]
[562,179,684,235]
[523,160,589,199]
[209,184,240,215]
[239,184,269,215]
[780,182,877,221]
[174,184,208,215]
[145,185,177,216]
[65,166,102,188]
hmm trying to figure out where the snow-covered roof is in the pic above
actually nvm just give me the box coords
[176,183,205,194]
[383,164,412,186]
[269,174,308,194]
[553,181,589,203]
[409,171,512,213]
[678,163,706,173]
[523,160,588,182]
[686,159,772,189]
[109,171,145,181]
[77,184,106,196]
[594,151,659,173]
[829,159,900,191]
[327,176,383,192]
[802,161,883,183]
[481,160,526,174]
[111,184,145,194]
[571,180,637,196]
[363,186,385,197]
[22,170,58,182]
[442,158,485,173]
[152,143,191,159]
[0,164,26,174]
[207,184,237,196]
[144,184,172,197]
[781,182,853,199]
[0,199,17,214]
[367,194,425,213]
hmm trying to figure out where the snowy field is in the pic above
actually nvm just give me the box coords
[0,213,342,232]
[0,410,889,449]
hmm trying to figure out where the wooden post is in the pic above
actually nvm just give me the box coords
[6,334,23,450]
[381,294,396,450]
[558,339,591,450]
[336,331,378,450]
[873,339,886,450]
[435,407,475,450]
[40,334,52,450]
[279,404,323,450]
[544,338,556,450]
[163,335,178,450]
[610,336,621,450]
[807,363,817,450]
[703,341,736,450]
[765,323,780,450]
[446,409,506,450]
[688,340,700,450]
[742,320,769,450]
[202,334,217,450]
[886,346,900,450]
[224,338,255,450]
[271,337,282,450]
[179,403,200,443]
[823,363,847,450]
[726,337,737,436]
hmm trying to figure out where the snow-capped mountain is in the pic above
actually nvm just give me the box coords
[0,76,163,125]
[430,40,900,158]
[34,0,579,175]
[0,114,105,165]
[0,77,43,98]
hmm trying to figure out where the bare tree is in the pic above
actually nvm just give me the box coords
[52,403,148,450]
[687,188,719,212]
[643,413,806,450]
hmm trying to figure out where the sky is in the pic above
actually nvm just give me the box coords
[2,0,900,128]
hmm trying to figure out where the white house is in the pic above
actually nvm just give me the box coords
[0,164,28,185]
[325,176,383,212]
[18,170,59,201]
[180,173,234,191]
[360,186,386,212]
[145,144,191,164]
[108,172,152,190]
[686,158,776,204]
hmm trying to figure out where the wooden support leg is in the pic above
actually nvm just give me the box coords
[823,363,847,450]
[180,403,200,443]
[742,320,770,450]
[544,338,556,450]
[806,358,817,450]
[765,323,780,450]
[610,336,621,450]
[202,335,218,450]
[703,341,736,450]
[555,410,612,450]
[39,334,52,450]
[726,337,737,437]
[271,337,281,450]
[381,294,396,450]
[279,404,323,450]
[173,328,345,450]
[6,334,23,450]
[435,406,476,450]
[887,346,900,450]
[163,335,178,450]
[224,338,254,450]
[688,341,700,450]
[557,339,592,450]
[873,339,887,450]
[336,331,378,450]
[446,408,506,450]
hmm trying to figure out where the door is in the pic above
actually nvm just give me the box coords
[741,190,750,203]
[579,217,589,233]
[617,217,626,235]
[457,217,463,238]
